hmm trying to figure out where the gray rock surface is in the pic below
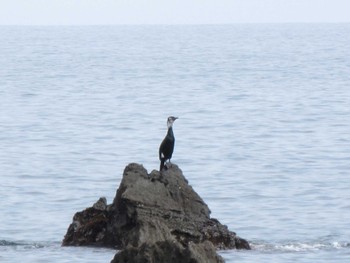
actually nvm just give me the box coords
[111,240,224,263]
[62,163,250,262]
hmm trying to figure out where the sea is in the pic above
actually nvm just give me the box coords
[1,24,349,263]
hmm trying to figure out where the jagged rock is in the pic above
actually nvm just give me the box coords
[62,206,109,246]
[93,197,107,211]
[62,163,250,262]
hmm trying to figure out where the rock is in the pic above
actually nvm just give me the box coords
[93,197,107,211]
[111,240,224,263]
[62,163,250,261]
[62,206,109,246]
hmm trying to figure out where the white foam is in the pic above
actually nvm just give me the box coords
[250,240,349,253]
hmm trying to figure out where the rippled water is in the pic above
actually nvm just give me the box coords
[1,24,350,262]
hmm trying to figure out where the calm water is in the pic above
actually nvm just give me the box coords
[1,24,350,262]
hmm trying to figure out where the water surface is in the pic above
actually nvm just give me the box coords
[1,24,350,262]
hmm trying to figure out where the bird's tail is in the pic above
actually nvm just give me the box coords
[160,160,165,171]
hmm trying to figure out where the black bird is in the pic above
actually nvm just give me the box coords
[159,116,178,171]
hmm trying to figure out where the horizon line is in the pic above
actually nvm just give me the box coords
[1,21,350,27]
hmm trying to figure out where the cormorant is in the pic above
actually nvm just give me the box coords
[159,116,178,171]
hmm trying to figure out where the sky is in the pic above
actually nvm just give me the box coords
[0,0,349,25]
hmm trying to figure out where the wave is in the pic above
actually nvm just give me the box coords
[0,240,57,249]
[2,239,349,253]
[250,239,350,253]
[0,240,18,246]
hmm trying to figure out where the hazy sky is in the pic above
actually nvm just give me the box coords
[1,0,349,25]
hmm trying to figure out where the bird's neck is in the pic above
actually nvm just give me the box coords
[167,126,174,137]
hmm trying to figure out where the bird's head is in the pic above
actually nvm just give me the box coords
[167,116,178,128]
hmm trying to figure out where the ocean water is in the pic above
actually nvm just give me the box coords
[1,24,350,262]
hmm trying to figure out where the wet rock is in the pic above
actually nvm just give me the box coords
[62,206,109,246]
[62,163,250,261]
[111,240,224,263]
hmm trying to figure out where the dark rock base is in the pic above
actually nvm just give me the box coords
[112,240,224,263]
